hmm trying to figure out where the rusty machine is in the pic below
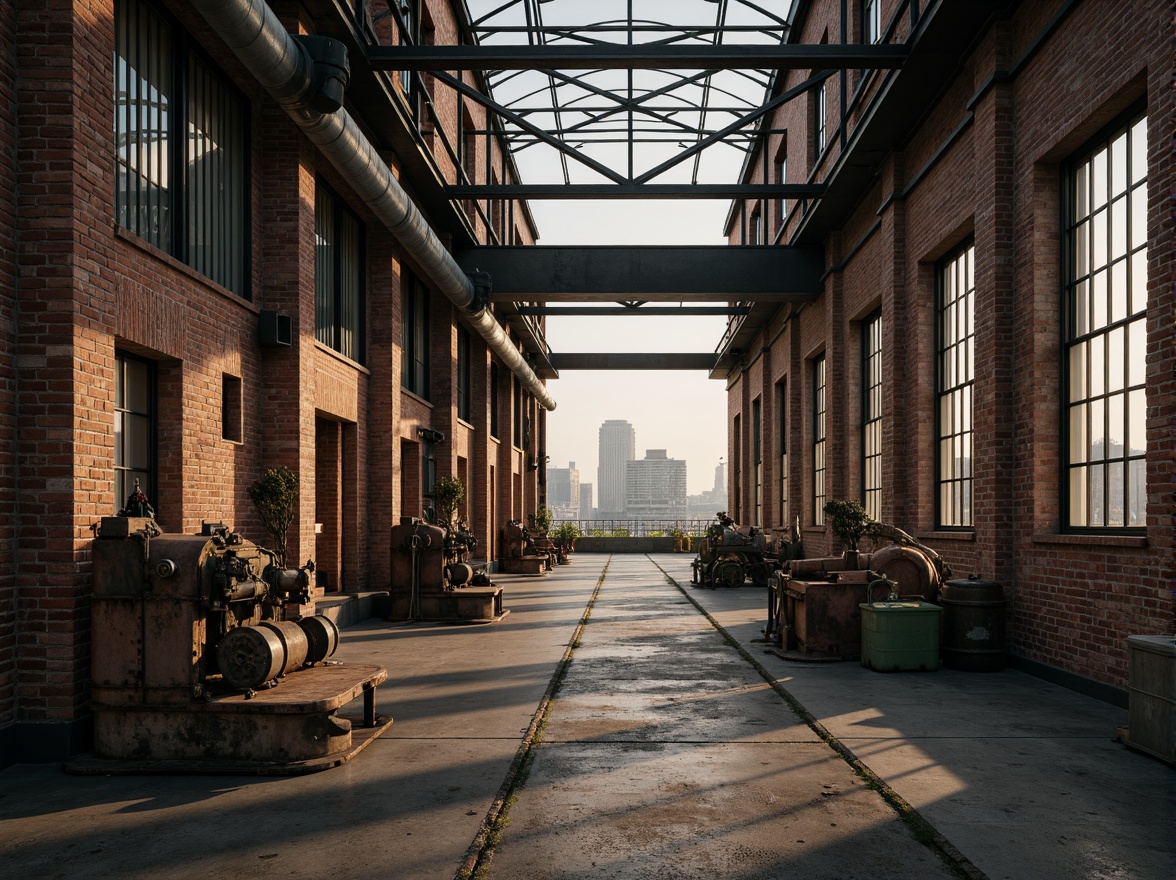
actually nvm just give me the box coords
[691,512,771,589]
[79,515,390,774]
[500,518,553,575]
[769,523,953,659]
[389,517,505,622]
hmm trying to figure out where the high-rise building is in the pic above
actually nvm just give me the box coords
[597,420,635,518]
[579,483,594,520]
[625,450,687,519]
[547,461,580,520]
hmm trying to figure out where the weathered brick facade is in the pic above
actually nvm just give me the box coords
[725,0,1173,693]
[0,0,545,764]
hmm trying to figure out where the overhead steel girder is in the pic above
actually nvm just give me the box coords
[447,183,826,199]
[369,43,908,71]
[515,307,751,317]
[549,353,718,371]
[455,246,823,302]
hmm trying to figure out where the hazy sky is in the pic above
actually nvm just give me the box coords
[534,200,732,496]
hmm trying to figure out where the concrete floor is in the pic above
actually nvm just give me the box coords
[1,554,1171,880]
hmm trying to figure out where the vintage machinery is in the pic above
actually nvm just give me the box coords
[691,512,770,588]
[500,518,552,575]
[80,518,389,773]
[770,523,953,659]
[389,517,505,622]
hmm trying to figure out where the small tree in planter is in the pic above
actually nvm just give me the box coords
[529,505,553,535]
[430,476,465,528]
[248,467,299,567]
[551,521,580,558]
[823,499,879,566]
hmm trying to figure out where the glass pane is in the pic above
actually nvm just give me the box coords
[1089,333,1104,397]
[1127,459,1145,526]
[940,438,953,480]
[1073,220,1088,278]
[1128,320,1146,387]
[124,359,150,413]
[1130,117,1147,184]
[1091,148,1107,210]
[1110,259,1127,324]
[1107,392,1124,457]
[961,384,972,433]
[1092,208,1107,268]
[940,395,954,436]
[1092,269,1107,330]
[1089,398,1105,461]
[1074,163,1089,219]
[1068,467,1088,526]
[114,471,127,514]
[1130,249,1147,314]
[126,413,151,470]
[1107,326,1124,391]
[114,412,125,467]
[1110,131,1127,195]
[1090,462,1105,527]
[1068,342,1087,402]
[1106,460,1124,526]
[1130,184,1146,249]
[1072,279,1089,336]
[1068,404,1087,464]
[1110,197,1127,259]
[1128,388,1146,456]
[961,434,972,478]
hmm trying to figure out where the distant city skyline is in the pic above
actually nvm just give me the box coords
[532,198,732,500]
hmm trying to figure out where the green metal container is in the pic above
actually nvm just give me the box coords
[859,600,942,672]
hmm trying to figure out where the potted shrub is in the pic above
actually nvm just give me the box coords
[823,499,878,568]
[552,521,580,558]
[529,505,553,535]
[430,476,465,527]
[670,525,686,552]
[248,467,299,567]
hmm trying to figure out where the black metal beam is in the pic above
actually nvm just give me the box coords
[369,44,909,71]
[456,245,824,302]
[548,353,718,371]
[446,183,826,199]
[514,306,751,316]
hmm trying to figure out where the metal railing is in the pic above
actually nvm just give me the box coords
[555,519,715,538]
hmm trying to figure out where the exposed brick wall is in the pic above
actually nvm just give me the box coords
[724,0,1174,688]
[0,0,551,755]
[0,0,20,729]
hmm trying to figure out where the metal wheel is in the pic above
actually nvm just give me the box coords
[716,560,744,589]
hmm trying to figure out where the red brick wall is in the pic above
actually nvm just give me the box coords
[0,0,550,754]
[724,0,1174,688]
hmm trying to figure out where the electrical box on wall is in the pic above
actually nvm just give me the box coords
[259,310,292,348]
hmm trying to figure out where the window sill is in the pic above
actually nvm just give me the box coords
[915,530,976,542]
[1032,532,1148,548]
[456,418,474,431]
[315,341,371,375]
[115,226,255,310]
[400,388,433,408]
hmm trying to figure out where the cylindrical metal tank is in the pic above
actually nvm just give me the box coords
[217,620,309,689]
[940,575,1006,672]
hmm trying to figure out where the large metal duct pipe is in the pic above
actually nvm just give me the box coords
[189,0,556,411]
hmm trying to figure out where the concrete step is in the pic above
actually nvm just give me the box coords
[316,590,390,629]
